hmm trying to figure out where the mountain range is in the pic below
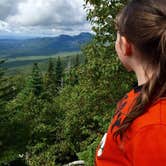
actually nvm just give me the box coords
[0,32,93,58]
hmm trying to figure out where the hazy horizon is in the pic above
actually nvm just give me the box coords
[0,31,93,39]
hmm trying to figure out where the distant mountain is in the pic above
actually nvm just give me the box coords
[0,32,93,58]
[0,35,35,40]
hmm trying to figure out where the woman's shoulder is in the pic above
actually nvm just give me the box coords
[131,98,166,133]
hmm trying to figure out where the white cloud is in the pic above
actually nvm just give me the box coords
[0,20,10,32]
[0,0,91,36]
[0,0,21,19]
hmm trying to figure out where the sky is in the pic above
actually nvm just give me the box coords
[0,0,92,37]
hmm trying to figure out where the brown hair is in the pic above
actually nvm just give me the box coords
[114,0,166,140]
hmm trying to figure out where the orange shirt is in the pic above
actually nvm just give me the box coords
[95,84,166,166]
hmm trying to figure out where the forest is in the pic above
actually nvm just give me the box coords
[0,0,136,165]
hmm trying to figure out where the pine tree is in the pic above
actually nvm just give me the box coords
[44,58,57,99]
[0,59,16,107]
[30,63,43,96]
[0,59,24,165]
[75,54,80,67]
[55,57,63,90]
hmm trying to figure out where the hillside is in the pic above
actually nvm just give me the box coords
[0,32,93,58]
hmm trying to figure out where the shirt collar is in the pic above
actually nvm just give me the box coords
[132,82,144,93]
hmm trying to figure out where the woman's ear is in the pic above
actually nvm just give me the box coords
[121,36,132,56]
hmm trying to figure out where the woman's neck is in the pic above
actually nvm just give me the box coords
[134,65,153,86]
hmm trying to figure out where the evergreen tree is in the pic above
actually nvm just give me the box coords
[30,63,43,96]
[0,59,16,107]
[55,57,63,90]
[75,54,80,67]
[45,58,56,91]
[43,58,57,100]
[0,59,27,165]
[67,56,71,69]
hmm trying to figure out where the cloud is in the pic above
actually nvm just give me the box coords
[0,20,10,32]
[0,22,92,37]
[0,0,21,20]
[6,0,87,26]
[0,0,91,36]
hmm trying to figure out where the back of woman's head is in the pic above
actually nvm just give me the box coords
[116,0,166,66]
[114,0,166,140]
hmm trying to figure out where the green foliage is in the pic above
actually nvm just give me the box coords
[30,63,43,96]
[4,80,63,165]
[0,0,137,165]
[25,99,62,166]
[77,137,101,166]
[64,68,79,86]
[70,0,135,164]
[0,59,17,107]
[43,58,57,100]
[0,59,26,164]
[57,0,134,164]
[55,57,63,89]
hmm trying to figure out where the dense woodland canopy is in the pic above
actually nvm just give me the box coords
[0,0,136,165]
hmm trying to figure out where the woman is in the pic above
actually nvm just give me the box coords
[95,0,166,165]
